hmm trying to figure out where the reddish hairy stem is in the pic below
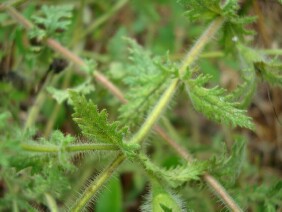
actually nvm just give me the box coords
[154,126,193,161]
[3,5,241,211]
[4,5,126,103]
[204,174,242,212]
[46,39,127,103]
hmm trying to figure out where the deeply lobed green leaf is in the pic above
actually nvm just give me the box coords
[0,125,71,211]
[138,154,208,189]
[70,92,127,145]
[29,5,73,41]
[185,74,255,129]
[119,39,177,129]
[70,92,139,157]
[179,0,221,22]
[178,0,256,50]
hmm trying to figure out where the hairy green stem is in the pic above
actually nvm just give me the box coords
[173,48,282,60]
[179,17,224,76]
[3,7,242,211]
[21,143,119,153]
[72,17,227,210]
[70,153,125,212]
[130,17,224,145]
[130,79,179,144]
[130,17,242,212]
[200,51,224,58]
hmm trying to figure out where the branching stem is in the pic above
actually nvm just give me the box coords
[130,17,224,145]
[3,6,242,211]
[21,143,119,153]
[130,79,179,144]
[72,17,230,211]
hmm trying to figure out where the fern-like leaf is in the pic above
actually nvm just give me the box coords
[70,92,139,157]
[70,92,127,145]
[139,154,208,188]
[178,0,256,50]
[33,5,72,32]
[0,127,71,211]
[29,5,73,41]
[185,74,254,129]
[119,38,177,129]
[179,0,221,22]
